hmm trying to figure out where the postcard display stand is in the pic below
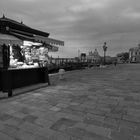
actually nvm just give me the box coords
[0,44,50,97]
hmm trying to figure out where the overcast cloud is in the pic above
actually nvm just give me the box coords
[0,0,140,57]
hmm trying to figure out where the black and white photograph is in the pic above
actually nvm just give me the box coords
[0,0,140,139]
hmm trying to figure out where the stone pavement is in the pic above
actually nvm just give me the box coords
[0,64,140,140]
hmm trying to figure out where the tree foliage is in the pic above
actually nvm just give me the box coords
[117,52,129,62]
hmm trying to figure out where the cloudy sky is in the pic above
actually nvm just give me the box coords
[0,0,140,57]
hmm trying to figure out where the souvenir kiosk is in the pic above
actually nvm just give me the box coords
[0,15,64,97]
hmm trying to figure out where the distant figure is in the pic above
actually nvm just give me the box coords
[114,61,117,66]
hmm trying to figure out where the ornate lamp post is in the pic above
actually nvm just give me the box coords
[103,42,108,65]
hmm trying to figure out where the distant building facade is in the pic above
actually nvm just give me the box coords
[105,56,116,64]
[87,49,101,63]
[129,45,140,63]
[80,53,86,62]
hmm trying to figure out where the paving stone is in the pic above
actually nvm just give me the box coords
[65,127,112,140]
[118,120,138,129]
[18,107,34,115]
[9,111,27,119]
[18,121,41,134]
[134,135,140,140]
[119,126,134,135]
[60,108,85,117]
[123,115,140,123]
[131,104,140,110]
[82,100,97,105]
[4,117,23,127]
[119,101,135,108]
[97,95,109,100]
[96,103,114,109]
[98,98,118,105]
[104,117,118,124]
[69,95,89,103]
[133,127,140,136]
[124,96,138,102]
[50,132,71,140]
[85,108,105,116]
[70,136,82,140]
[74,122,87,129]
[35,136,49,140]
[64,114,83,122]
[83,117,102,126]
[56,103,69,108]
[35,118,54,128]
[5,109,17,114]
[0,132,15,140]
[0,122,5,131]
[97,107,111,113]
[102,121,118,130]
[50,118,77,131]
[51,112,67,119]
[1,124,19,138]
[106,113,122,119]
[0,113,13,121]
[65,127,85,138]
[35,127,55,139]
[15,130,37,140]
[89,116,119,131]
[111,107,126,115]
[49,106,61,112]
[67,105,86,112]
[47,98,58,106]
[110,130,134,140]
[81,136,95,140]
[83,133,112,140]
[85,113,105,121]
[87,95,98,101]
[39,110,60,122]
[109,96,124,102]
[69,102,80,106]
[23,115,38,123]
[86,124,111,137]
[127,108,140,117]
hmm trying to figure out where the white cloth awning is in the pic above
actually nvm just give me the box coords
[0,34,23,46]
[34,35,64,46]
[8,32,64,46]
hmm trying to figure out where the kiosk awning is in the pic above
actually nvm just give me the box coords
[34,35,64,46]
[10,32,64,46]
[0,34,23,46]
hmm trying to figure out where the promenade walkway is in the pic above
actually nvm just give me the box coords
[0,64,140,140]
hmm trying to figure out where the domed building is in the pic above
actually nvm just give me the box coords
[87,49,101,63]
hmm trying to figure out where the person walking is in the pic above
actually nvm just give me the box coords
[114,61,117,66]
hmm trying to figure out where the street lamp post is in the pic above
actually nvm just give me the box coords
[103,42,108,65]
